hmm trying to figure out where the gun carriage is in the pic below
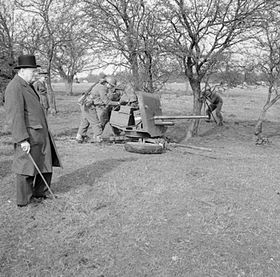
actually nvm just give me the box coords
[108,92,208,154]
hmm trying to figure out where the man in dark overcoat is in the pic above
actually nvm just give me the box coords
[4,55,62,207]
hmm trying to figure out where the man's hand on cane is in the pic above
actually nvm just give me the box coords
[21,141,31,154]
[21,141,57,199]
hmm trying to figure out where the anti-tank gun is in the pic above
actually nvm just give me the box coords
[108,91,209,154]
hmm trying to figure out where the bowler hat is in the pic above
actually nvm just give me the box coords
[15,55,41,69]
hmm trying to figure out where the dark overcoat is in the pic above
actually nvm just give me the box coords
[5,75,62,176]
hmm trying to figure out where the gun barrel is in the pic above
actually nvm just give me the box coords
[153,115,208,120]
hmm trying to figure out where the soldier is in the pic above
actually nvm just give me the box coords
[203,89,224,126]
[33,72,49,115]
[98,76,120,128]
[119,83,139,110]
[75,75,120,143]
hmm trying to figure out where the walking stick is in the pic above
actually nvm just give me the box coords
[28,153,56,199]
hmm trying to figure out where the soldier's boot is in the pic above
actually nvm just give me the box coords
[76,134,83,143]
[205,116,211,123]
[216,112,223,126]
[89,135,103,143]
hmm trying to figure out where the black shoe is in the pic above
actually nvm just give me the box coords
[33,195,47,200]
[17,204,28,207]
[82,135,90,142]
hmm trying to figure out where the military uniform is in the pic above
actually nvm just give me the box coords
[205,91,223,125]
[33,78,49,114]
[119,84,138,110]
[77,81,119,142]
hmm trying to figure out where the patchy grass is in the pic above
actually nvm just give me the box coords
[1,83,280,276]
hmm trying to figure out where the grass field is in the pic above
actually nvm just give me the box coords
[1,83,280,277]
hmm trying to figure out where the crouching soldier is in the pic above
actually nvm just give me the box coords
[76,76,120,143]
[103,82,139,124]
[119,83,138,110]
[203,89,223,126]
[33,72,49,115]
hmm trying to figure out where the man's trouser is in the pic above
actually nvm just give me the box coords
[16,172,52,206]
[99,106,112,129]
[206,102,223,123]
[77,105,103,139]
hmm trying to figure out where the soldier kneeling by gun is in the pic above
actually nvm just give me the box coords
[119,83,139,110]
[101,83,139,139]
[76,75,120,143]
[201,89,224,126]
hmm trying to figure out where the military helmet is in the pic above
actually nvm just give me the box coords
[105,76,117,86]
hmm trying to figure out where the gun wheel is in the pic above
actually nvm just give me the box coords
[124,142,164,154]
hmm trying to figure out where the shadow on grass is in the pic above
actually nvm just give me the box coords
[54,128,79,138]
[0,160,12,178]
[165,121,189,143]
[55,157,138,193]
[198,120,256,139]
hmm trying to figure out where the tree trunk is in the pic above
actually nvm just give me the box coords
[130,52,141,91]
[64,78,73,96]
[146,53,154,93]
[46,78,57,115]
[186,79,203,139]
[48,89,57,115]
[255,85,280,137]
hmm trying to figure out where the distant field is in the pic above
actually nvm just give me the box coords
[47,82,280,136]
[2,82,279,138]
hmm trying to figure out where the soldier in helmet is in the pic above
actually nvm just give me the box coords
[33,72,49,115]
[119,83,139,110]
[98,76,119,128]
[101,82,139,134]
[76,75,120,143]
[203,89,223,126]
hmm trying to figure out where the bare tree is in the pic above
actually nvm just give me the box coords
[15,0,88,110]
[0,0,16,104]
[158,0,276,138]
[254,8,280,142]
[50,3,91,95]
[15,0,61,114]
[137,2,172,93]
[52,42,87,95]
[82,0,145,90]
[82,0,169,92]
